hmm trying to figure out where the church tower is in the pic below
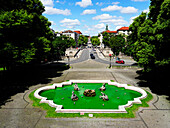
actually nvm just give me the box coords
[106,24,108,31]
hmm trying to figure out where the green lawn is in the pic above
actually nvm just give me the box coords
[0,67,6,71]
[29,84,153,118]
[40,83,142,109]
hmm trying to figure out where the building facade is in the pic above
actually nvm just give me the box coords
[117,27,131,36]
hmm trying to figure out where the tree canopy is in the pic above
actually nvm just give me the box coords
[109,35,125,56]
[91,36,100,46]
[0,0,53,69]
[125,0,170,72]
[78,35,88,46]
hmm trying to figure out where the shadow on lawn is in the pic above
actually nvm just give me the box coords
[136,70,170,100]
[0,62,69,107]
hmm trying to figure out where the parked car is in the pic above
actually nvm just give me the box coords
[91,55,95,59]
[116,60,125,64]
[90,53,95,59]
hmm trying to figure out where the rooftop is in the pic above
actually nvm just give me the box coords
[62,30,74,33]
[117,27,129,31]
[74,31,82,34]
[102,30,117,34]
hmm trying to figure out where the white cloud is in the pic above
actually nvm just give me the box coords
[41,0,54,7]
[83,24,89,28]
[92,14,126,25]
[40,0,71,15]
[143,8,149,13]
[60,18,80,28]
[96,2,120,6]
[100,19,128,26]
[112,2,120,5]
[50,21,56,25]
[83,23,106,35]
[93,23,105,29]
[101,5,138,14]
[76,0,93,8]
[120,7,138,14]
[130,16,138,24]
[101,5,122,11]
[56,0,66,4]
[44,7,71,15]
[115,26,123,31]
[131,0,147,1]
[81,9,96,15]
[92,14,123,20]
[96,2,104,6]
[92,14,113,20]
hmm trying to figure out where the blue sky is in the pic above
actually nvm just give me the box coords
[40,0,150,36]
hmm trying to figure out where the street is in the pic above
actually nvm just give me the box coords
[69,48,136,66]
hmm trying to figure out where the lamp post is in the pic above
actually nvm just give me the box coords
[109,54,112,68]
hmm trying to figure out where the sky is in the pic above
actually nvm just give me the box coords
[40,0,150,36]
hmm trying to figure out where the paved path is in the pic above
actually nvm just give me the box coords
[70,49,90,64]
[0,50,170,128]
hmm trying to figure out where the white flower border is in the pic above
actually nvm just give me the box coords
[34,80,147,113]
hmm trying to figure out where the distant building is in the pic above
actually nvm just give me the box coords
[101,30,117,35]
[62,30,82,47]
[56,32,62,37]
[62,30,75,39]
[74,31,82,46]
[99,30,118,48]
[98,25,131,48]
[74,31,82,35]
[117,27,131,36]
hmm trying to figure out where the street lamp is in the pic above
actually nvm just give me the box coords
[109,54,112,68]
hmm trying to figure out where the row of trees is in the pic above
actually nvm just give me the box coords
[102,32,125,55]
[0,0,76,70]
[124,0,170,72]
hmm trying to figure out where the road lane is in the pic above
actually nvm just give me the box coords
[69,48,137,66]
[70,49,90,64]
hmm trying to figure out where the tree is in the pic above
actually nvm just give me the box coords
[51,35,76,60]
[153,0,170,71]
[34,37,51,62]
[125,0,170,73]
[109,35,125,55]
[78,35,88,46]
[91,36,100,46]
[102,32,110,47]
[124,12,147,58]
[0,0,53,69]
[148,0,164,23]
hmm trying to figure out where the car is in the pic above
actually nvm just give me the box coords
[116,60,125,64]
[90,54,95,59]
[91,55,95,59]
